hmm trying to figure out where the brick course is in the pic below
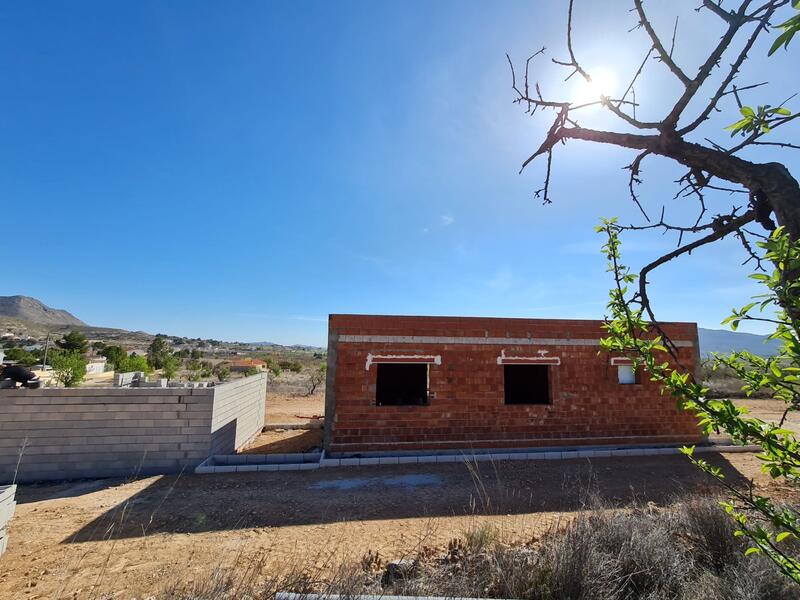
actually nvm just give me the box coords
[324,315,703,454]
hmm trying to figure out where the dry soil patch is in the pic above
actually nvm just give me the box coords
[0,452,795,599]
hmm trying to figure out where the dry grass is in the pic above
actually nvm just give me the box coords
[158,494,799,600]
[701,362,775,399]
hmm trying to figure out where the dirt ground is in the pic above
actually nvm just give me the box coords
[265,391,324,424]
[735,397,800,430]
[707,397,800,444]
[242,390,325,454]
[1,452,798,600]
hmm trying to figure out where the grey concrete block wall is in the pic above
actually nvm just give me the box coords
[0,485,16,556]
[0,374,266,483]
[210,373,267,455]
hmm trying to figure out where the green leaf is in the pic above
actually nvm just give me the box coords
[740,106,755,117]
[776,531,794,543]
[744,547,762,556]
[769,23,800,56]
[770,362,782,378]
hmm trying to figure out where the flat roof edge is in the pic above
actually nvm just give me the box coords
[327,313,698,327]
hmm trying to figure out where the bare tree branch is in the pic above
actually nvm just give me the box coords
[680,4,777,134]
[551,0,592,82]
[663,0,755,130]
[625,150,651,220]
[633,0,691,86]
[637,210,757,330]
[509,0,800,248]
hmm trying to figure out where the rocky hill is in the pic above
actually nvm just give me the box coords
[0,296,86,327]
[698,327,781,358]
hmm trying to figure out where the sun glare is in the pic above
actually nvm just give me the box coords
[571,66,618,105]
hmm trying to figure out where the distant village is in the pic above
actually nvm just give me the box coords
[0,326,325,390]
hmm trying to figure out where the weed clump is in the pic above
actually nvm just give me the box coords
[161,495,798,600]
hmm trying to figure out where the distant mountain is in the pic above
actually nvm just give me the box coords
[248,341,325,351]
[698,327,781,358]
[0,296,86,327]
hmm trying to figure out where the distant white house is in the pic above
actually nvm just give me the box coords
[0,350,5,364]
[85,357,107,375]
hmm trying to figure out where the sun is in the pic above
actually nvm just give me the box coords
[570,66,619,106]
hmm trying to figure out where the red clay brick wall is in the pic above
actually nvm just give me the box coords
[326,315,703,454]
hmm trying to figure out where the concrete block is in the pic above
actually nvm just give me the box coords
[378,457,399,465]
[396,456,417,464]
[654,447,677,455]
[0,500,15,525]
[256,464,281,472]
[320,458,340,467]
[436,455,457,463]
[264,454,289,464]
[211,465,237,473]
[236,465,258,472]
[544,452,563,460]
[359,457,380,466]
[507,453,529,460]
[416,456,437,464]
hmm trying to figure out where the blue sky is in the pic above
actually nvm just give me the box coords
[1,2,797,346]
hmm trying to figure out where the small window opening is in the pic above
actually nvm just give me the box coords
[504,364,550,405]
[617,364,636,385]
[376,363,429,406]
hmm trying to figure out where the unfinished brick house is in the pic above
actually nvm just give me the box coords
[323,314,703,455]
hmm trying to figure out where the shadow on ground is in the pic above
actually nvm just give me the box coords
[58,453,749,544]
[241,429,323,454]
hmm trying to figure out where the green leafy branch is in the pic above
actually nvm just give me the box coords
[725,105,792,137]
[597,218,800,582]
[769,0,800,56]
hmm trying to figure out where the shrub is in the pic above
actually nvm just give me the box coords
[213,364,230,382]
[55,330,89,354]
[264,358,281,379]
[4,347,38,366]
[99,344,127,370]
[159,495,798,600]
[117,354,150,374]
[147,336,172,370]
[304,364,326,395]
[49,349,87,387]
[161,354,180,380]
